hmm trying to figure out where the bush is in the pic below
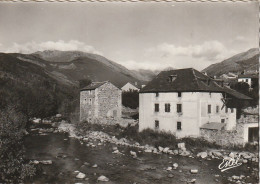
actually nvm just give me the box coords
[122,90,139,109]
[0,106,36,183]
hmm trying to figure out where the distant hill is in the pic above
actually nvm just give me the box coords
[11,50,144,88]
[202,48,259,76]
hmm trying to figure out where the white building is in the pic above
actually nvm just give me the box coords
[121,82,140,92]
[139,68,251,138]
[238,74,258,88]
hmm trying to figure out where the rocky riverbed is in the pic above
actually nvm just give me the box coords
[24,118,259,184]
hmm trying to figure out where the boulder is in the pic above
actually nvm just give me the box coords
[56,114,62,118]
[158,146,164,152]
[190,169,198,174]
[197,152,207,159]
[76,172,86,179]
[163,147,170,153]
[173,150,179,155]
[40,160,52,165]
[188,179,196,183]
[166,167,172,171]
[112,146,118,151]
[92,164,98,168]
[212,151,222,158]
[173,163,178,169]
[177,143,185,150]
[130,151,137,158]
[32,118,41,124]
[97,175,109,182]
[232,175,240,180]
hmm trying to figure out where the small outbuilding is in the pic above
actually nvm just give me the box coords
[80,81,122,122]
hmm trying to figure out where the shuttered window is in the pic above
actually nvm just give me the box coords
[177,104,182,113]
[155,104,159,112]
[165,103,171,112]
[177,122,182,130]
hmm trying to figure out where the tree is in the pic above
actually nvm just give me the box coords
[0,106,35,183]
[122,90,139,109]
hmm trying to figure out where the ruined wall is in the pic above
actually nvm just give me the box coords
[200,123,245,146]
[97,82,122,119]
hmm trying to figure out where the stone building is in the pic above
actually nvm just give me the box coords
[80,81,122,122]
[139,68,251,138]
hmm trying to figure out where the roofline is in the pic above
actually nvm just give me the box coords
[80,81,122,91]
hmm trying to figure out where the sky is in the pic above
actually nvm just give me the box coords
[0,2,258,71]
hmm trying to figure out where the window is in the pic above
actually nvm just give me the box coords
[177,122,182,130]
[156,92,159,97]
[155,120,159,129]
[246,79,248,82]
[155,104,159,112]
[231,108,234,113]
[178,92,182,97]
[208,105,211,114]
[221,119,225,123]
[168,75,177,82]
[177,104,182,113]
[216,105,219,113]
[165,103,171,112]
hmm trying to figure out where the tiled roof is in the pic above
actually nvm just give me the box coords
[140,68,251,100]
[200,122,226,130]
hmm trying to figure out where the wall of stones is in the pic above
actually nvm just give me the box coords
[80,90,96,121]
[200,123,245,146]
[97,82,122,119]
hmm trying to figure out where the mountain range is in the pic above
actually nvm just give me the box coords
[202,48,259,76]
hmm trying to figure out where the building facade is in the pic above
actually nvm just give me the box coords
[139,68,251,138]
[121,82,140,92]
[80,81,122,122]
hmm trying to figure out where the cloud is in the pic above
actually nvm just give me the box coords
[0,40,102,55]
[146,41,233,61]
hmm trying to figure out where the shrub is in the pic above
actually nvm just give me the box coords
[0,106,36,183]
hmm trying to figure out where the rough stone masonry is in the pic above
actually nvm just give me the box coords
[80,81,122,122]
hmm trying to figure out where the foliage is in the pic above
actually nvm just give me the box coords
[0,106,36,183]
[122,90,139,109]
[79,79,92,89]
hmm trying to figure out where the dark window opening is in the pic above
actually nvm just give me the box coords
[221,119,225,123]
[155,104,159,112]
[178,92,182,97]
[168,74,177,82]
[246,79,248,82]
[155,120,159,129]
[216,105,219,113]
[155,92,159,97]
[177,122,182,130]
[165,103,171,112]
[177,104,182,113]
[208,105,211,114]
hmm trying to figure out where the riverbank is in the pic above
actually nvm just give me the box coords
[25,117,259,183]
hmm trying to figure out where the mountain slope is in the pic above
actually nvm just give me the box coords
[202,48,259,76]
[0,53,78,118]
[13,50,145,87]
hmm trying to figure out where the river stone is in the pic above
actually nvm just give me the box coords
[168,174,174,178]
[173,163,178,169]
[188,179,196,183]
[190,169,198,174]
[197,152,207,158]
[158,146,164,152]
[76,172,86,179]
[166,167,172,171]
[232,175,240,180]
[177,143,185,150]
[130,151,137,158]
[40,160,52,165]
[92,164,98,168]
[97,175,109,182]
[163,147,170,153]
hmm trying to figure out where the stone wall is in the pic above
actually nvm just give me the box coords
[97,82,122,119]
[200,123,245,147]
[80,90,96,121]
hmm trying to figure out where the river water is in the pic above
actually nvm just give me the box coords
[24,129,258,184]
